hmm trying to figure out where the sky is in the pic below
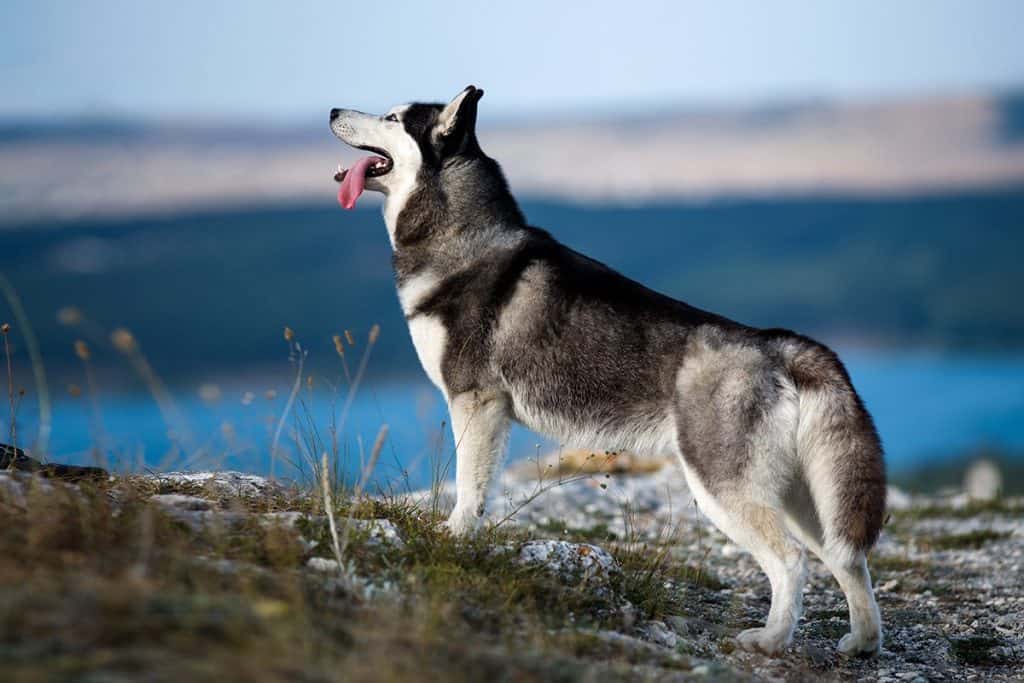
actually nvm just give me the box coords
[1,0,1023,121]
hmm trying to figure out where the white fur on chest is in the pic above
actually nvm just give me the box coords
[398,272,448,395]
[407,315,448,395]
[397,271,440,314]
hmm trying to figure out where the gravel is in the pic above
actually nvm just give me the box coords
[467,462,1024,681]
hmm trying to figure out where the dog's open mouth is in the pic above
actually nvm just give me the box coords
[334,147,393,210]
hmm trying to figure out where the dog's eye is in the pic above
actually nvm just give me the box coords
[384,114,398,122]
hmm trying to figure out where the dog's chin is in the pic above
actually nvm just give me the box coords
[364,177,388,193]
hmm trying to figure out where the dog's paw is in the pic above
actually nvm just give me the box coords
[837,631,881,657]
[442,507,482,537]
[736,627,790,656]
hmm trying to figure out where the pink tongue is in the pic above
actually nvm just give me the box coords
[337,156,378,210]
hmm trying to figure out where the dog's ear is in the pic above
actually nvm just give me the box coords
[435,85,484,150]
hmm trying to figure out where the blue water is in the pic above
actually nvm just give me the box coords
[5,350,1024,487]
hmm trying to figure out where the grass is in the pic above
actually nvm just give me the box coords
[870,554,927,573]
[0,318,720,680]
[918,529,1012,551]
[893,498,1024,521]
[534,518,617,543]
[0,470,729,681]
[948,635,1005,666]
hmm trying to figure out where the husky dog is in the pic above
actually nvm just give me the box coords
[329,86,886,657]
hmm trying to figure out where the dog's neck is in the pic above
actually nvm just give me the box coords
[388,155,526,282]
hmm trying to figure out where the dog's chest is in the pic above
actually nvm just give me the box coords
[407,316,448,393]
[398,273,448,394]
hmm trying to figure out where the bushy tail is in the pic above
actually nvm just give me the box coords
[784,339,886,558]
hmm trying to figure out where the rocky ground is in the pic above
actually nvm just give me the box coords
[464,460,1024,681]
[1,456,1021,681]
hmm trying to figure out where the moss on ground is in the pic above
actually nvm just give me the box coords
[894,499,1024,521]
[918,529,1012,551]
[870,554,927,573]
[948,635,1005,666]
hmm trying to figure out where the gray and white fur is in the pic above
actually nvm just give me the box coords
[329,86,887,657]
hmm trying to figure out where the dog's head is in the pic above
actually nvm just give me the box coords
[329,85,485,210]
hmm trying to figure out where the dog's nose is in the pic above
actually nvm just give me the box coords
[330,108,341,122]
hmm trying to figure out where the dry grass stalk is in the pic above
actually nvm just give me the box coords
[318,423,387,588]
[320,451,345,574]
[0,274,51,455]
[338,424,388,561]
[332,333,353,386]
[110,327,189,448]
[1,321,14,457]
[491,449,618,531]
[334,325,381,443]
[271,328,305,480]
[75,339,109,467]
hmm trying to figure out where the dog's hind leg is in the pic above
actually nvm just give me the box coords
[679,461,807,655]
[673,343,809,655]
[443,389,511,536]
[783,480,883,657]
[824,552,881,656]
[783,347,886,656]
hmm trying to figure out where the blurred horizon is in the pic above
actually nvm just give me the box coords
[3,89,1024,223]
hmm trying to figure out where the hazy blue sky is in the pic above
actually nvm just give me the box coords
[1,0,1022,120]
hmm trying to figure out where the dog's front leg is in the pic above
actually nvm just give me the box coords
[443,389,511,536]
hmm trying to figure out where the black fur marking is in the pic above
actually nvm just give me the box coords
[400,103,444,167]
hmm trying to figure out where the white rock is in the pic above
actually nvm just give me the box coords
[161,509,251,531]
[642,620,679,649]
[0,471,30,506]
[517,540,619,583]
[262,511,307,528]
[720,543,741,558]
[150,494,213,511]
[886,486,913,511]
[964,459,1003,502]
[592,629,670,655]
[306,557,341,573]
[349,518,405,549]
[150,471,282,498]
[264,514,404,549]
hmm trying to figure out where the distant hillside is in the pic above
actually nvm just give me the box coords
[2,92,1024,223]
[1,190,1022,387]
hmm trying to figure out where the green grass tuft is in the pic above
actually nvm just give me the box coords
[919,529,1012,551]
[949,635,1004,665]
